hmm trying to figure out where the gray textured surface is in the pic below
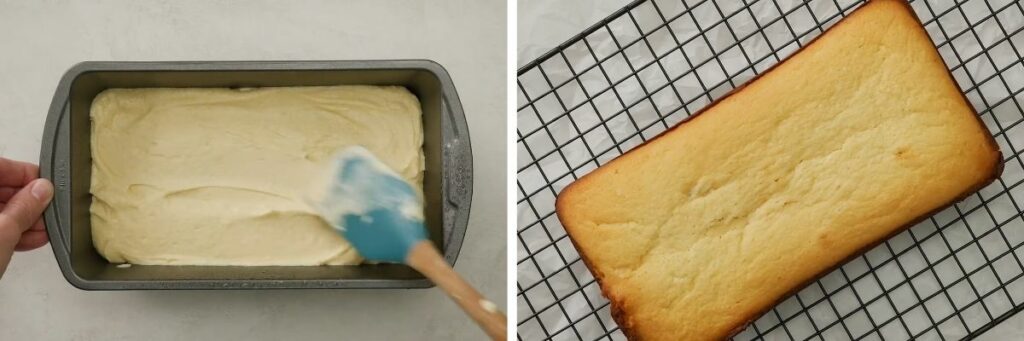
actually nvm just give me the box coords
[0,0,506,340]
[518,0,1024,340]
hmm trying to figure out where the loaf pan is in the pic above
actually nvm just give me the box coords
[39,60,473,289]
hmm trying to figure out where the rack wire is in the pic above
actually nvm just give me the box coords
[516,0,1024,339]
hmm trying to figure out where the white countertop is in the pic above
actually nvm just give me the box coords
[517,0,1024,339]
[0,1,506,340]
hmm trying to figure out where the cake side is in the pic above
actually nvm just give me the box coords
[555,0,1001,339]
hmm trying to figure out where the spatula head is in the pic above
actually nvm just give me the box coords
[313,146,426,263]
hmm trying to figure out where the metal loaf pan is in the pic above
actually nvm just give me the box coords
[39,60,473,290]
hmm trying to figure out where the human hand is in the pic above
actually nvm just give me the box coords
[0,158,53,279]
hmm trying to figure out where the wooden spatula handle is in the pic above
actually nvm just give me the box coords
[406,240,507,340]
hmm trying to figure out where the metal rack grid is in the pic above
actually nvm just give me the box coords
[516,0,1024,340]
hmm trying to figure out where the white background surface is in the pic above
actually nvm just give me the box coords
[517,0,1024,340]
[0,1,506,340]
[517,0,631,64]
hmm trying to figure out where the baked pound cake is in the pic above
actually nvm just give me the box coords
[555,0,1001,339]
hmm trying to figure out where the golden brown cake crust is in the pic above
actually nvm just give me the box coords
[555,0,1002,339]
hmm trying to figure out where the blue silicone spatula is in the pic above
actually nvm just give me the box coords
[313,146,506,340]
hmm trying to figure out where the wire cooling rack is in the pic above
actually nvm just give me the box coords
[516,0,1024,340]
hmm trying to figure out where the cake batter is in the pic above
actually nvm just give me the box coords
[89,86,424,265]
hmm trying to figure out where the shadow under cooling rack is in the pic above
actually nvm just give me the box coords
[516,0,1024,340]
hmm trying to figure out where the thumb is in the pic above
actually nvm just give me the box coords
[0,179,54,245]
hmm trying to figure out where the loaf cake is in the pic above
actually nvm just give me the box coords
[555,0,1001,339]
